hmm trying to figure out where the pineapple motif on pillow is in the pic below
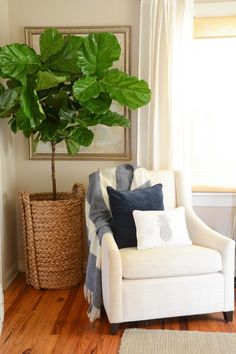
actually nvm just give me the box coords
[159,215,173,242]
[133,207,192,249]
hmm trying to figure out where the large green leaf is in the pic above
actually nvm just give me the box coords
[100,69,151,109]
[80,93,111,114]
[78,32,121,76]
[8,116,17,133]
[0,87,20,118]
[39,118,59,142]
[20,78,45,128]
[58,106,76,121]
[75,127,94,146]
[98,110,131,127]
[73,76,101,102]
[66,126,94,155]
[65,138,80,155]
[44,90,68,110]
[0,44,41,84]
[15,108,32,136]
[0,49,7,78]
[32,133,40,153]
[36,71,68,91]
[77,109,101,127]
[0,69,7,78]
[39,28,64,62]
[56,123,71,139]
[46,35,83,74]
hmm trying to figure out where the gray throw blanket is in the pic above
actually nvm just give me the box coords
[84,164,151,321]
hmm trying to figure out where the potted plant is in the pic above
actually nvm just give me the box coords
[0,28,151,289]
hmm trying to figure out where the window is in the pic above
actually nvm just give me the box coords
[192,16,236,192]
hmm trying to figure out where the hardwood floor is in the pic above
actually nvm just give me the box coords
[0,273,236,354]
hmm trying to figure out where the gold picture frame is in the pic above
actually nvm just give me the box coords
[25,26,131,160]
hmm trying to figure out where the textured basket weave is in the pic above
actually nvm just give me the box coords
[18,184,85,289]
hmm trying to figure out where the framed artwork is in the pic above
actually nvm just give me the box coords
[25,26,131,160]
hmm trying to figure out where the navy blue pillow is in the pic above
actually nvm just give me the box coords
[107,184,164,249]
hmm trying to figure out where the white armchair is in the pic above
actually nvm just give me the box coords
[101,170,235,334]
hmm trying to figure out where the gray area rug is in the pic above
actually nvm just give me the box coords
[119,328,236,354]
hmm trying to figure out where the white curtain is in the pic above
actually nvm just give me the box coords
[137,0,193,172]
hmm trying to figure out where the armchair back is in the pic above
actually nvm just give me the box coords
[148,170,176,210]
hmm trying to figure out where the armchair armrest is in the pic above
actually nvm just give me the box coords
[175,171,235,310]
[101,233,123,323]
[175,170,235,273]
[185,207,235,311]
[186,207,235,253]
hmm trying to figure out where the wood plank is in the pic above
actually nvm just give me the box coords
[13,289,73,346]
[4,273,25,305]
[51,288,78,335]
[18,334,59,354]
[0,311,34,350]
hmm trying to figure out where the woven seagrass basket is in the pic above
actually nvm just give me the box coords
[18,183,85,289]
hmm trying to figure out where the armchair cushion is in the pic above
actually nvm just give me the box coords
[133,206,192,249]
[107,184,164,248]
[120,245,222,279]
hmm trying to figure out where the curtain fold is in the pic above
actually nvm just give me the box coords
[137,0,193,173]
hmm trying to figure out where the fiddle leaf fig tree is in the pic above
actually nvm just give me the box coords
[0,28,151,200]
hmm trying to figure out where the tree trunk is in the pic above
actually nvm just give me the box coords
[51,142,57,200]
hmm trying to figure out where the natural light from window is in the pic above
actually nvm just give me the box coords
[191,36,236,191]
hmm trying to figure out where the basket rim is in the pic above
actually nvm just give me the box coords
[18,184,85,203]
[20,193,83,203]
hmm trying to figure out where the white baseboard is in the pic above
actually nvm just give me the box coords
[3,263,19,290]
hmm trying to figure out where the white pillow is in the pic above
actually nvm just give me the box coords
[133,206,192,250]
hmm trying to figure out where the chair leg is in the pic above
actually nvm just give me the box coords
[223,311,233,322]
[110,323,119,335]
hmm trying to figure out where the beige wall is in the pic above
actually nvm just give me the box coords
[7,0,140,270]
[4,0,236,278]
[0,0,18,288]
[0,0,9,45]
